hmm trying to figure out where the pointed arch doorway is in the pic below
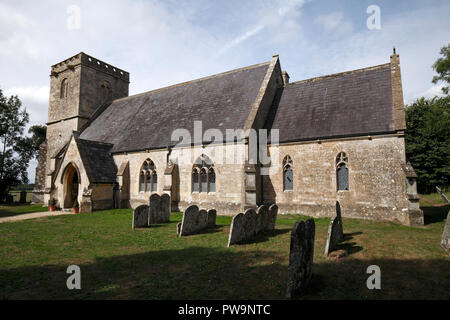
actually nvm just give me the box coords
[63,163,80,209]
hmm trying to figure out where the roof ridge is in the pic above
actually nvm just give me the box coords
[289,62,391,86]
[113,60,271,103]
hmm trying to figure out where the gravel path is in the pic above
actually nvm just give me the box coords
[0,210,75,223]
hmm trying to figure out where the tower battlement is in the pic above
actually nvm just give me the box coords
[51,52,130,83]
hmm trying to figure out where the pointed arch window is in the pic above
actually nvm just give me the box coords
[192,155,215,193]
[283,155,293,191]
[336,152,349,191]
[60,78,69,98]
[139,159,157,192]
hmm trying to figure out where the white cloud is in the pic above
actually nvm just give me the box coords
[315,12,353,37]
[215,0,306,57]
[3,86,49,105]
[0,3,39,59]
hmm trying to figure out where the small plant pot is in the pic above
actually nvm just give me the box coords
[73,207,79,214]
[49,205,56,212]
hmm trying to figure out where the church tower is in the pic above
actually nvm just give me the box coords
[34,52,129,204]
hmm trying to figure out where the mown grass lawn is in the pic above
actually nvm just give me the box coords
[0,196,449,300]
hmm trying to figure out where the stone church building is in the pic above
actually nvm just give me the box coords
[33,51,423,226]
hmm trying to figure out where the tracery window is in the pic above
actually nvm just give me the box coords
[336,152,349,191]
[139,159,157,192]
[283,155,293,191]
[192,155,215,193]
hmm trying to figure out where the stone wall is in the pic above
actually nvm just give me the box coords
[113,143,247,215]
[32,140,47,203]
[263,135,411,224]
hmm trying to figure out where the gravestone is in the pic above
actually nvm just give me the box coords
[335,201,343,239]
[160,193,171,222]
[256,205,269,234]
[324,202,344,256]
[227,212,245,247]
[441,210,450,253]
[179,205,209,236]
[177,222,182,236]
[286,219,315,299]
[207,209,217,227]
[267,204,278,231]
[148,193,170,224]
[148,194,161,225]
[132,205,149,229]
[228,204,279,247]
[19,190,27,203]
[243,208,257,240]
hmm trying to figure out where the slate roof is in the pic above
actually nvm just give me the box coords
[75,137,117,184]
[265,63,395,143]
[80,62,270,153]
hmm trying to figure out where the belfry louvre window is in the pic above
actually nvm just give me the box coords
[336,152,349,191]
[192,155,215,193]
[60,78,68,98]
[283,155,293,191]
[139,159,157,192]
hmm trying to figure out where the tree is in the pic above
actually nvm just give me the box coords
[405,96,450,193]
[0,89,33,202]
[27,125,46,158]
[432,43,450,94]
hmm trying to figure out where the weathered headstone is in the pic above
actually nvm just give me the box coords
[324,202,344,256]
[179,205,209,236]
[148,193,170,224]
[227,212,245,247]
[207,209,217,227]
[132,205,149,229]
[243,208,257,240]
[19,190,27,203]
[267,204,278,231]
[441,210,450,253]
[335,201,344,240]
[286,219,315,299]
[256,205,269,234]
[160,193,171,222]
[436,186,450,204]
[228,204,279,247]
[148,194,161,225]
[435,187,450,254]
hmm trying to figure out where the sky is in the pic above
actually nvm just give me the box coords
[1,0,449,183]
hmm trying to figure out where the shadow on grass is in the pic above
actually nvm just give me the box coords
[247,228,292,244]
[0,246,449,300]
[422,204,449,225]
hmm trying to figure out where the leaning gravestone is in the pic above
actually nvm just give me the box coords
[132,205,149,229]
[324,201,344,256]
[286,219,315,299]
[255,205,269,234]
[227,212,245,247]
[207,209,217,227]
[228,204,279,247]
[243,208,257,240]
[335,201,343,239]
[267,204,278,231]
[436,187,450,253]
[179,205,209,236]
